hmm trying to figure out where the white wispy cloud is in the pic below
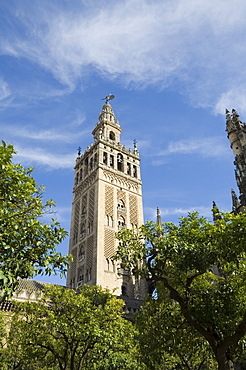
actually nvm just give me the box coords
[215,87,246,116]
[145,205,213,221]
[3,124,88,143]
[69,112,86,128]
[1,0,246,112]
[0,78,11,101]
[14,146,75,169]
[155,137,230,160]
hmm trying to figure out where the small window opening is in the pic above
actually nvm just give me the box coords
[78,245,85,261]
[109,131,115,140]
[77,268,84,284]
[110,155,114,168]
[127,162,131,175]
[87,221,93,234]
[118,215,125,229]
[94,153,97,165]
[103,152,108,165]
[117,153,123,171]
[84,157,88,175]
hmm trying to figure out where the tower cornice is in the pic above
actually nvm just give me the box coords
[92,121,122,136]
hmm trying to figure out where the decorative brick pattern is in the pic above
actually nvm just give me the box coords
[81,195,87,216]
[89,187,95,230]
[129,194,138,225]
[89,188,95,219]
[73,201,80,245]
[105,185,114,216]
[117,189,126,204]
[86,236,93,268]
[104,228,115,258]
[103,170,139,192]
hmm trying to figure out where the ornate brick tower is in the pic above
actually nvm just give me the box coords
[67,97,146,299]
[226,109,246,212]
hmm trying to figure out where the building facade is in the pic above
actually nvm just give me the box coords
[226,109,246,212]
[66,100,146,299]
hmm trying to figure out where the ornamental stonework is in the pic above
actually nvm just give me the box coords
[117,189,126,204]
[105,185,114,216]
[103,170,139,192]
[86,236,93,268]
[104,228,115,258]
[129,194,138,225]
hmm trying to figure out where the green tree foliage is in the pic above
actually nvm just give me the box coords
[136,295,217,370]
[0,141,70,301]
[115,211,246,370]
[2,284,143,370]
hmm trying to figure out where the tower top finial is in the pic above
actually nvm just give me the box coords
[101,94,115,104]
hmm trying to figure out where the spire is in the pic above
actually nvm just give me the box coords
[212,201,221,223]
[156,207,162,226]
[232,108,243,130]
[231,188,241,212]
[225,109,236,134]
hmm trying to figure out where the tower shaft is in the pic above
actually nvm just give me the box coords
[67,102,146,299]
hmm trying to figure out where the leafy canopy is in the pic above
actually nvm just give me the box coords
[136,296,217,370]
[115,211,246,370]
[1,284,144,370]
[0,141,70,301]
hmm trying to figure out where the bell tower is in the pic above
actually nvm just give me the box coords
[67,97,146,299]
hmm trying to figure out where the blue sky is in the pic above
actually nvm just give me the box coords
[1,0,245,284]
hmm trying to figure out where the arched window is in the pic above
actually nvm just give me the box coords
[106,258,110,271]
[117,199,125,209]
[77,267,84,285]
[109,131,115,140]
[78,244,85,261]
[75,172,79,185]
[110,216,114,227]
[112,260,115,272]
[118,215,125,229]
[133,165,137,178]
[117,153,123,171]
[87,220,93,234]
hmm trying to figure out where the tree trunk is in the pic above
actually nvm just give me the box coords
[216,351,234,370]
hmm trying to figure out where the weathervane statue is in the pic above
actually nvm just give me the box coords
[102,94,115,104]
